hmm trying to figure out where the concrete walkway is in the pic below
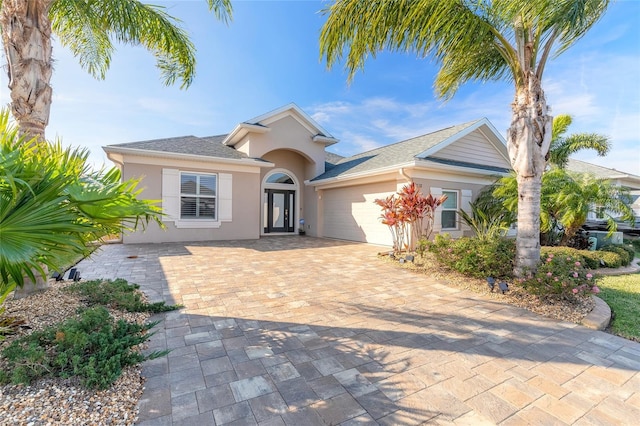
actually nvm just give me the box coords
[77,237,640,425]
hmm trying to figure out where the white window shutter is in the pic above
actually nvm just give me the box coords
[219,173,233,222]
[162,168,180,221]
[431,187,442,232]
[461,190,473,231]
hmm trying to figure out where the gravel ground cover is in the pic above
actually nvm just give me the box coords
[0,280,149,425]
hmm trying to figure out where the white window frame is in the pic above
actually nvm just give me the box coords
[180,172,218,221]
[441,190,459,230]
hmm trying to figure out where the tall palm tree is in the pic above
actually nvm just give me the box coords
[0,0,232,139]
[319,0,610,275]
[491,114,628,245]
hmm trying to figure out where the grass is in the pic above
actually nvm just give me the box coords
[597,272,640,342]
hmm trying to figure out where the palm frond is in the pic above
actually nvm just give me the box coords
[50,0,232,88]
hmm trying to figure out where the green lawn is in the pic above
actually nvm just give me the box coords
[597,272,640,342]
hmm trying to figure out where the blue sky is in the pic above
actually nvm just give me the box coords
[1,0,639,174]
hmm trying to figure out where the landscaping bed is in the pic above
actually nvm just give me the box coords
[0,279,171,425]
[383,251,596,325]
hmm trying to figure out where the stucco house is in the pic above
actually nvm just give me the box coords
[565,159,640,219]
[103,103,514,246]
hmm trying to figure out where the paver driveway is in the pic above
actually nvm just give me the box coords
[77,237,640,425]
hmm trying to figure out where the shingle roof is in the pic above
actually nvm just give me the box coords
[107,135,247,160]
[567,158,640,180]
[312,120,482,181]
[324,152,345,170]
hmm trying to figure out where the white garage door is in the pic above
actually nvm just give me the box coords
[322,182,396,246]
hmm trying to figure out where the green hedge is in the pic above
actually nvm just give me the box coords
[427,234,515,279]
[541,246,626,269]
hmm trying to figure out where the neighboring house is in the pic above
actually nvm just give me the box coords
[103,103,512,246]
[566,159,640,219]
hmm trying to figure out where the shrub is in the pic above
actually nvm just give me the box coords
[519,254,600,301]
[0,306,166,389]
[581,251,603,269]
[65,279,181,313]
[631,239,640,253]
[614,244,635,261]
[428,234,515,279]
[596,250,622,268]
[565,229,594,250]
[540,247,586,265]
[599,246,630,266]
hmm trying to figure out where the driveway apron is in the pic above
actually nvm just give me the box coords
[77,237,640,425]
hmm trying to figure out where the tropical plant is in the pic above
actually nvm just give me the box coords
[320,0,610,275]
[375,194,407,254]
[494,167,633,245]
[0,0,233,138]
[458,198,512,242]
[375,182,447,253]
[0,109,162,292]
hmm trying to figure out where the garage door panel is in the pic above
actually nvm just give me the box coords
[323,182,396,245]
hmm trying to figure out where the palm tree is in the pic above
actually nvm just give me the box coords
[490,114,627,245]
[548,114,610,168]
[319,0,610,275]
[0,0,232,139]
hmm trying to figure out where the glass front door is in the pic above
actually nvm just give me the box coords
[264,189,295,233]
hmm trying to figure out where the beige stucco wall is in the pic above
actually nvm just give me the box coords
[121,162,261,243]
[239,116,327,177]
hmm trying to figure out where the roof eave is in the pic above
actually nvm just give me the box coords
[307,161,417,187]
[103,146,274,167]
[222,123,271,146]
[416,158,510,176]
[312,134,339,146]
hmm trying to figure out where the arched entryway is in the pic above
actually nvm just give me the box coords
[262,169,299,234]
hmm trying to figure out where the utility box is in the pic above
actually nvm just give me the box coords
[587,231,623,249]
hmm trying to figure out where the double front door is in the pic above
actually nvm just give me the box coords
[264,189,295,233]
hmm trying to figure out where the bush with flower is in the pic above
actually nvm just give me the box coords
[520,253,600,301]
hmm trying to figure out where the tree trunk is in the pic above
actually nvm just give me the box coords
[0,0,54,140]
[507,71,553,276]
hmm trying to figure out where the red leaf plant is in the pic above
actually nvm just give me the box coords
[375,182,447,254]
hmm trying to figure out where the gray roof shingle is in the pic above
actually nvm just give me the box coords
[312,120,482,181]
[567,158,640,180]
[107,135,248,160]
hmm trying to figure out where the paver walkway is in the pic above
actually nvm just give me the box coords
[77,237,640,425]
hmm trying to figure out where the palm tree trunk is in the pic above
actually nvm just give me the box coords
[0,0,54,140]
[507,71,553,276]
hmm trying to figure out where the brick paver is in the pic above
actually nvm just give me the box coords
[77,237,640,425]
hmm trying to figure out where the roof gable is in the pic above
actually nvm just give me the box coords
[416,117,508,161]
[223,103,339,147]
